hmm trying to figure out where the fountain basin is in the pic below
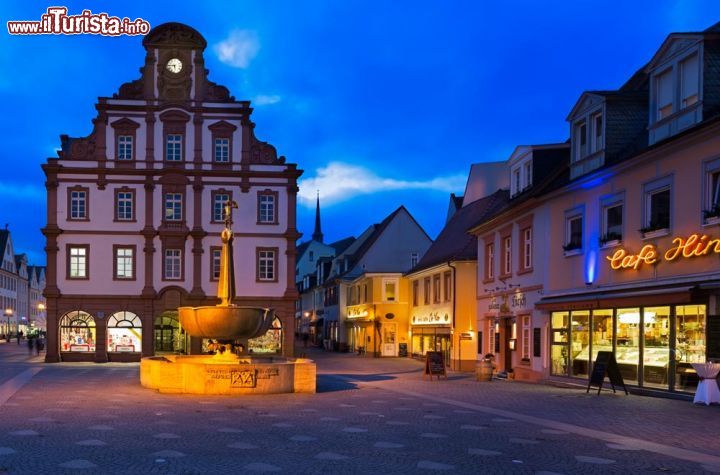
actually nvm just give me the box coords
[178,306,273,340]
[140,355,316,395]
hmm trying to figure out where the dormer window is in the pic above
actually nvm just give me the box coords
[655,68,673,121]
[523,161,532,189]
[591,112,603,153]
[510,159,533,197]
[513,169,521,192]
[680,53,699,109]
[574,120,587,159]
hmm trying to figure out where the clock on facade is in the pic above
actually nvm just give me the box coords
[166,58,182,74]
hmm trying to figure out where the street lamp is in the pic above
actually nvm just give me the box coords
[4,308,13,343]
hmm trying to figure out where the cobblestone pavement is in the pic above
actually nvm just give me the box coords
[0,343,718,474]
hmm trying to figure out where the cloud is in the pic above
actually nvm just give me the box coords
[0,182,45,202]
[253,94,282,106]
[213,30,260,68]
[298,161,465,207]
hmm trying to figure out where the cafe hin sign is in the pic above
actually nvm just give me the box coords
[607,233,720,270]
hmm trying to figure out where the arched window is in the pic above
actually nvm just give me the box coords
[59,311,96,353]
[249,316,283,354]
[107,311,142,353]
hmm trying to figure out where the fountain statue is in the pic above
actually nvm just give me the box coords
[140,201,316,394]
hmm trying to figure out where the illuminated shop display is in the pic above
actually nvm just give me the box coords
[107,311,142,353]
[550,305,706,392]
[59,311,96,353]
[607,233,720,270]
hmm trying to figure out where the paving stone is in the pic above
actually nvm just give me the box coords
[76,439,107,446]
[315,451,349,460]
[460,424,486,430]
[9,430,38,436]
[374,441,404,448]
[420,433,448,439]
[217,428,243,433]
[153,432,180,439]
[417,460,455,470]
[468,448,502,456]
[290,435,317,442]
[575,455,616,464]
[227,442,258,449]
[606,443,641,451]
[58,459,98,469]
[151,450,186,458]
[87,425,114,431]
[342,427,368,433]
[243,462,281,472]
[0,447,17,455]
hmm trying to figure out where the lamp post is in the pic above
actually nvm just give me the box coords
[4,308,13,343]
[37,303,46,335]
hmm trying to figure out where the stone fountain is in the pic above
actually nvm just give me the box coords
[140,201,316,395]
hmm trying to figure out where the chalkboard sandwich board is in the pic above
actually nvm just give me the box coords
[587,351,628,395]
[423,351,447,381]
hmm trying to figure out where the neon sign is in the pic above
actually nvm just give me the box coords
[607,233,720,270]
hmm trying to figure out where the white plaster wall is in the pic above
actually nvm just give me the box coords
[56,234,145,295]
[57,182,145,230]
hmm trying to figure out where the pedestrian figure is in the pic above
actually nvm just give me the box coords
[302,332,309,348]
[27,337,34,355]
[36,338,44,355]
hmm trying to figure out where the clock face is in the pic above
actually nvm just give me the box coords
[166,58,182,74]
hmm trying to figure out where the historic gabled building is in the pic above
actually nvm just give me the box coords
[322,206,432,352]
[43,23,301,362]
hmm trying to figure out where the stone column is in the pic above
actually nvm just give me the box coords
[190,179,206,299]
[42,167,61,363]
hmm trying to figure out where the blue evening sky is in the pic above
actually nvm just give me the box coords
[1,1,718,264]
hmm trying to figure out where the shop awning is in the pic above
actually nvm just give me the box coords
[536,285,695,311]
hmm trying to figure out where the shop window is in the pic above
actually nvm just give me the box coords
[107,311,142,353]
[59,311,96,353]
[154,312,186,354]
[521,316,530,361]
[642,176,672,234]
[249,316,282,354]
[675,304,706,393]
[571,310,590,378]
[550,312,569,376]
[590,309,613,366]
[643,306,670,389]
[616,308,641,384]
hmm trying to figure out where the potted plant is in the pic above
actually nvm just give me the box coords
[703,204,720,225]
[639,220,669,238]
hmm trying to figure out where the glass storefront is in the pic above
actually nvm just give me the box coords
[411,327,450,366]
[154,312,187,354]
[107,311,142,353]
[59,311,96,353]
[550,304,707,392]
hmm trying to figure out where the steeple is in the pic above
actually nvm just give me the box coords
[312,191,324,243]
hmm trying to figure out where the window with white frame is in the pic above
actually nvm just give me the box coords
[643,176,672,233]
[211,248,221,280]
[680,53,699,109]
[212,192,230,222]
[603,203,623,243]
[165,134,182,161]
[502,236,511,275]
[565,214,583,252]
[214,138,230,163]
[258,193,276,223]
[523,161,532,189]
[513,168,521,195]
[522,227,532,270]
[383,279,398,302]
[574,121,587,160]
[69,189,88,220]
[705,160,720,221]
[116,191,133,221]
[423,277,431,305]
[591,112,603,153]
[115,247,133,279]
[257,249,276,281]
[117,135,133,160]
[164,193,182,221]
[432,274,441,303]
[521,315,530,361]
[68,246,87,279]
[655,68,673,121]
[164,249,182,280]
[486,243,495,280]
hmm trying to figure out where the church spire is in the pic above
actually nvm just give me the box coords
[312,190,324,243]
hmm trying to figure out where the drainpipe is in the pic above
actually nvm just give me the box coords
[373,303,378,358]
[448,261,457,370]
